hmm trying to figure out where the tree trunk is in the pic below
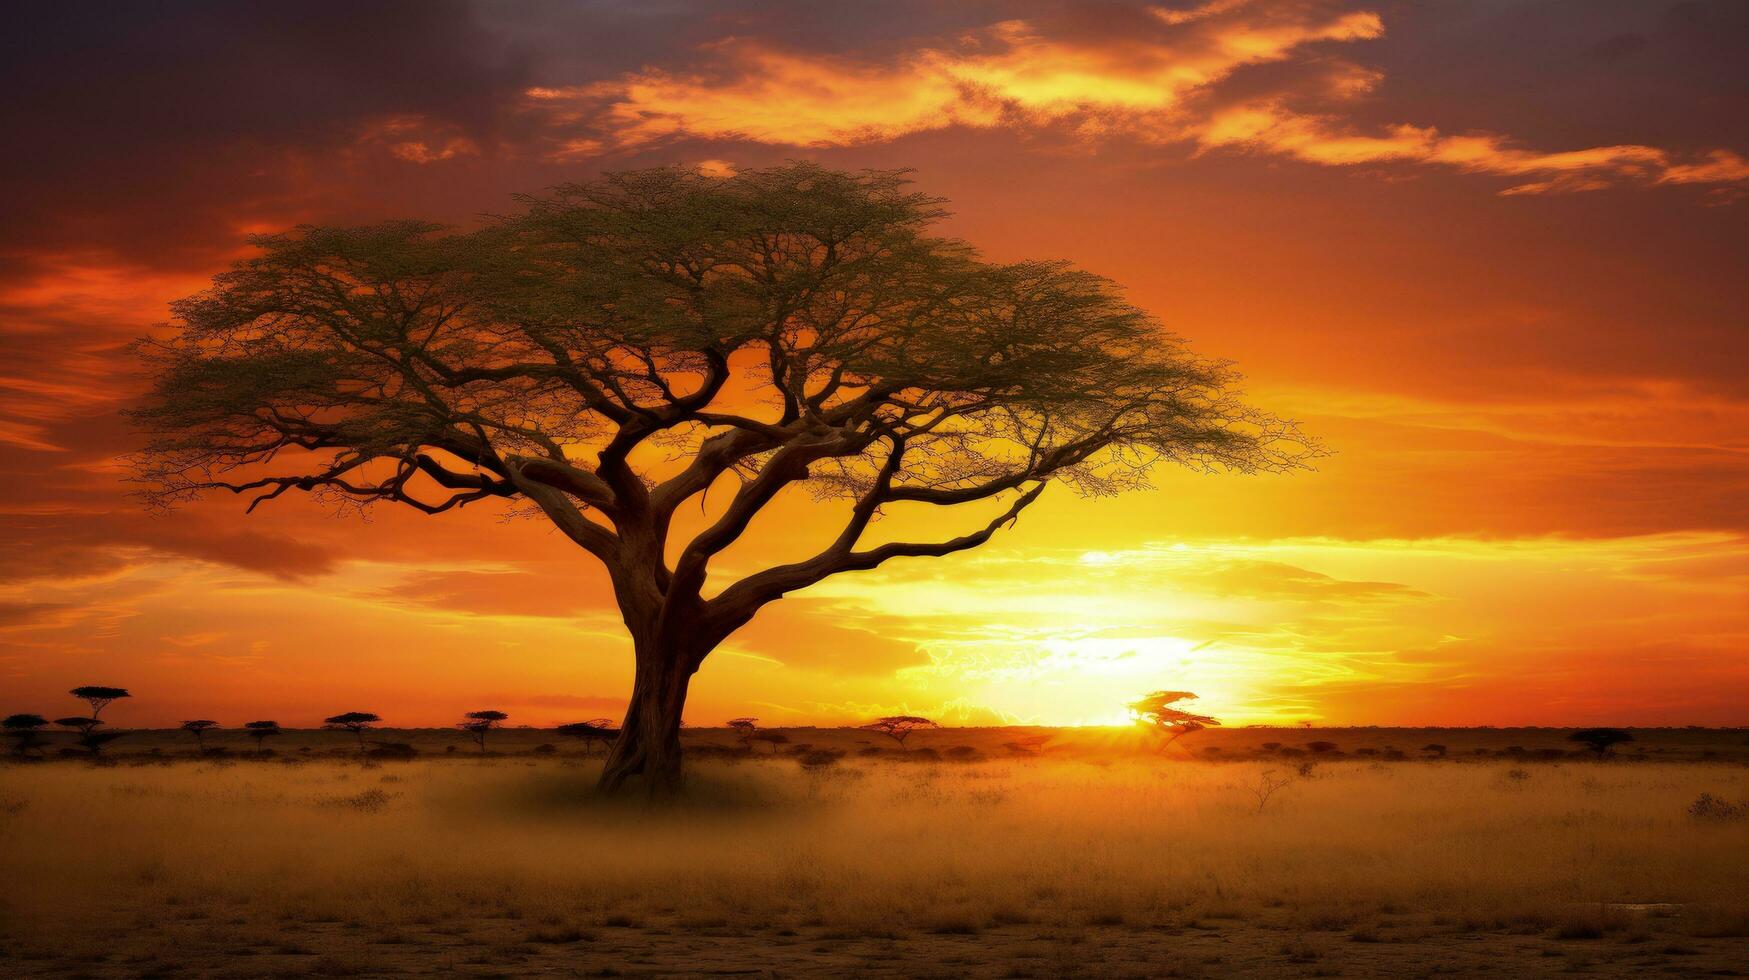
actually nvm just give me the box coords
[597,638,697,797]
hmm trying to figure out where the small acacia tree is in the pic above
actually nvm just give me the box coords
[749,731,790,754]
[3,714,49,756]
[1569,728,1633,758]
[1128,690,1221,751]
[133,164,1316,795]
[557,719,619,756]
[861,715,937,751]
[55,717,124,756]
[243,720,282,751]
[726,717,759,749]
[180,719,219,753]
[459,710,509,752]
[325,712,381,752]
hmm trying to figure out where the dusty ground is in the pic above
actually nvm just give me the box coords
[1,734,1746,977]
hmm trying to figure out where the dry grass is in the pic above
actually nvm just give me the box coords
[1,753,1746,976]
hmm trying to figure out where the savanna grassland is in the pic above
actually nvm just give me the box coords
[2,728,1747,978]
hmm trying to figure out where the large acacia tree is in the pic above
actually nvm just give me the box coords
[134,164,1316,794]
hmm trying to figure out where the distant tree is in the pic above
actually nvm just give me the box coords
[324,712,381,752]
[1128,691,1220,751]
[557,719,619,756]
[55,717,124,756]
[70,686,130,721]
[1569,728,1633,758]
[860,716,938,751]
[459,710,509,753]
[726,717,759,749]
[749,731,789,754]
[3,714,49,756]
[133,164,1317,796]
[243,720,282,751]
[180,719,219,753]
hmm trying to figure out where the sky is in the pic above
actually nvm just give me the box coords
[1,0,1745,730]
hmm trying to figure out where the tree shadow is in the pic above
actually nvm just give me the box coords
[467,761,801,824]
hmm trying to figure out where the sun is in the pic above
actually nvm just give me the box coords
[927,634,1239,727]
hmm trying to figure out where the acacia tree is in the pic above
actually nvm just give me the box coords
[1569,728,1633,758]
[3,714,49,756]
[1128,690,1221,751]
[180,719,219,754]
[749,731,789,754]
[556,719,618,756]
[55,717,123,756]
[243,720,282,752]
[459,710,509,752]
[71,686,129,722]
[726,717,759,749]
[861,715,938,751]
[325,712,381,752]
[133,164,1315,795]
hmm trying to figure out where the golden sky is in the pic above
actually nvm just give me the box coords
[1,0,1745,729]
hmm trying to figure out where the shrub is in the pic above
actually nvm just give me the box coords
[365,742,417,761]
[1689,793,1745,821]
[797,749,844,771]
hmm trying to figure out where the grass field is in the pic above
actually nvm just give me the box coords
[2,729,1747,977]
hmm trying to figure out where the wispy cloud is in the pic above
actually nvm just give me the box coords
[529,0,1746,197]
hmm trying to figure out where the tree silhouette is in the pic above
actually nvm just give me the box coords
[3,714,49,756]
[133,164,1317,795]
[243,720,282,752]
[726,717,759,749]
[749,731,789,754]
[1569,728,1633,758]
[557,719,619,756]
[180,719,219,754]
[459,710,509,752]
[324,712,381,752]
[861,716,937,751]
[1128,691,1221,751]
[55,717,123,756]
[71,686,129,722]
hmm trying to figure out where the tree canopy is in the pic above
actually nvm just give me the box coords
[1128,690,1220,747]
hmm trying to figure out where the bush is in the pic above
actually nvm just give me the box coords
[1689,793,1745,821]
[365,742,417,761]
[797,749,844,771]
[531,743,557,756]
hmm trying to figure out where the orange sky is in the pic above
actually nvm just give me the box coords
[1,0,1745,730]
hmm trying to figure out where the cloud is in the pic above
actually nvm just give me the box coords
[376,569,604,619]
[534,0,1746,197]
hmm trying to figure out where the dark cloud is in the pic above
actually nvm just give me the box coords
[0,0,533,271]
[1357,0,1749,150]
